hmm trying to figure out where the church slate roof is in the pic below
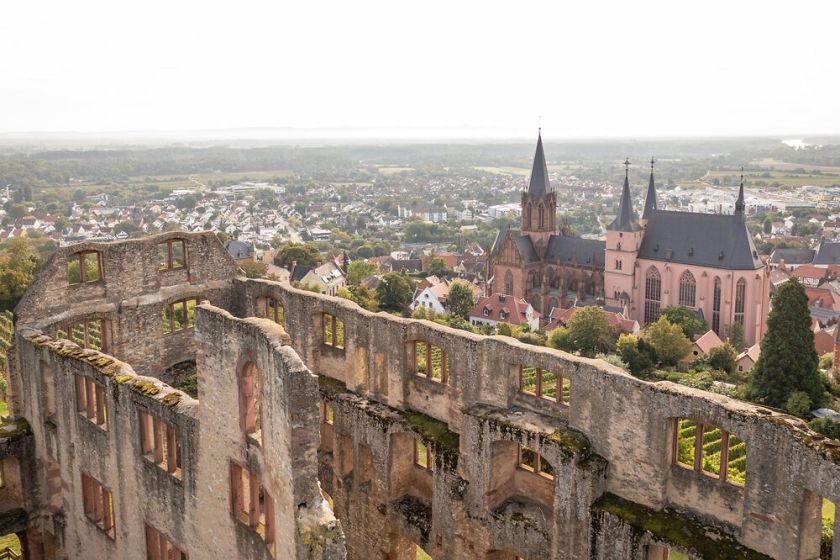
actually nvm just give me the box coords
[527,133,551,197]
[545,236,606,268]
[638,210,763,270]
[607,171,641,232]
[490,228,539,264]
[814,242,840,265]
[643,166,657,220]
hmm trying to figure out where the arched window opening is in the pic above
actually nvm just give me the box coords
[644,267,661,325]
[504,270,514,295]
[734,278,746,326]
[712,277,722,335]
[678,270,696,308]
[538,205,544,229]
[238,362,262,444]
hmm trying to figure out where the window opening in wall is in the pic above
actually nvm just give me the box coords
[712,277,722,335]
[238,363,262,444]
[266,297,285,326]
[415,543,433,560]
[518,366,570,405]
[414,437,432,470]
[320,400,334,425]
[674,418,746,485]
[414,341,450,384]
[158,239,186,270]
[162,298,198,334]
[0,460,4,488]
[644,267,661,324]
[145,523,187,560]
[75,375,107,429]
[57,318,105,351]
[323,313,345,349]
[734,278,746,326]
[517,446,554,480]
[81,471,115,538]
[678,270,696,308]
[230,463,275,551]
[646,545,689,560]
[138,408,182,478]
[68,251,102,285]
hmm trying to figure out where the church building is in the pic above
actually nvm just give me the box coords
[489,133,771,346]
[487,133,605,318]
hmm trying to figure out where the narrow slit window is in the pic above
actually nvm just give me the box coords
[321,401,334,425]
[414,437,432,470]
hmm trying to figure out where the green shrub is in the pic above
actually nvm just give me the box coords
[809,417,840,440]
[786,391,813,418]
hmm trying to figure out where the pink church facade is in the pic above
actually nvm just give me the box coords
[604,162,770,346]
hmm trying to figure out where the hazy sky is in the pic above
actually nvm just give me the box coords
[3,1,839,137]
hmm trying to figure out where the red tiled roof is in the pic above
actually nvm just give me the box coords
[469,293,538,325]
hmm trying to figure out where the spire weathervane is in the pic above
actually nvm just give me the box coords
[624,157,631,176]
[650,157,655,171]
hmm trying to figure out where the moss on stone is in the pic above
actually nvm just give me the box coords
[545,428,590,457]
[0,417,32,441]
[399,410,460,468]
[161,392,182,407]
[593,493,772,560]
[114,374,132,384]
[318,375,348,396]
[131,379,160,396]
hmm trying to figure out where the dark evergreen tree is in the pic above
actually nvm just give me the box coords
[747,278,825,410]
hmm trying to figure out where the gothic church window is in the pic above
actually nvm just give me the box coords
[644,267,661,325]
[678,271,696,308]
[712,277,722,335]
[734,278,746,326]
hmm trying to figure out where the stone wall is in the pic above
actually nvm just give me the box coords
[236,277,840,560]
[7,232,840,560]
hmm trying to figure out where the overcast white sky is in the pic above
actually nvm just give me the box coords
[2,1,839,138]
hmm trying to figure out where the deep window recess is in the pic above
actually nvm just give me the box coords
[81,471,115,538]
[162,298,198,334]
[68,251,102,285]
[229,463,275,550]
[138,407,182,478]
[158,239,186,270]
[414,341,450,384]
[75,375,107,429]
[674,418,746,485]
[323,313,345,349]
[57,319,105,351]
[414,437,432,470]
[145,523,187,560]
[519,366,570,405]
[517,446,554,480]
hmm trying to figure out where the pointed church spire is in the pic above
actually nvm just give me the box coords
[608,158,641,232]
[735,167,745,218]
[643,156,657,220]
[526,130,551,196]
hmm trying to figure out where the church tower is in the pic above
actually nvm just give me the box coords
[641,157,657,227]
[604,158,644,313]
[521,131,557,251]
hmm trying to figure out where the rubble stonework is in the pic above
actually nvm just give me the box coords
[3,232,840,559]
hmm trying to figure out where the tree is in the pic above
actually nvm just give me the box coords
[428,257,448,278]
[786,391,812,418]
[347,261,378,286]
[375,272,415,313]
[565,306,615,357]
[274,242,323,268]
[747,278,825,410]
[808,417,840,440]
[616,334,656,378]
[446,280,475,319]
[659,306,708,339]
[645,317,692,367]
[547,327,574,352]
[0,237,41,311]
[239,259,268,279]
[707,343,737,374]
[763,218,772,234]
[726,322,746,351]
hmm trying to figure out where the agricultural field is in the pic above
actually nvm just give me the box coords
[473,166,531,176]
[377,166,415,175]
[703,168,840,188]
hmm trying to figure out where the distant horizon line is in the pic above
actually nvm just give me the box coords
[1,125,839,143]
